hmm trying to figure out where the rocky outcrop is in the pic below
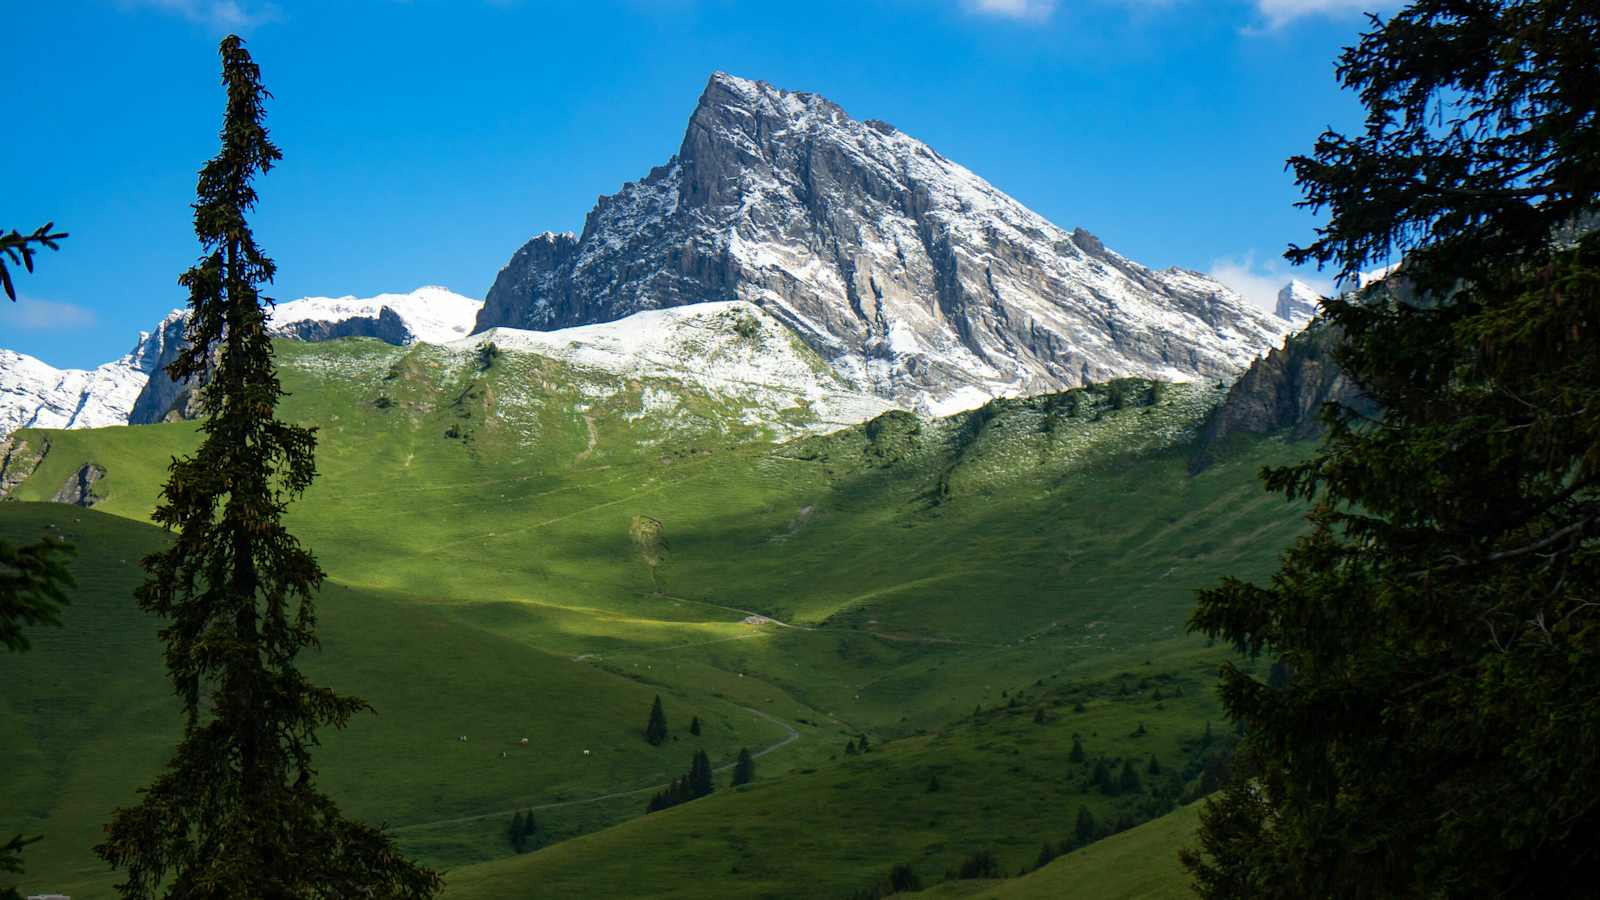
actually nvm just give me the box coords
[1190,322,1372,470]
[479,72,1289,414]
[0,435,48,498]
[271,304,412,344]
[127,310,192,426]
[51,462,105,507]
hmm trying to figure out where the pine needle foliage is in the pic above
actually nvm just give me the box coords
[92,36,440,900]
[1187,2,1600,896]
[0,222,67,302]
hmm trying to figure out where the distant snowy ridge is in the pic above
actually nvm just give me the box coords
[269,286,482,345]
[1,287,484,437]
[480,71,1291,413]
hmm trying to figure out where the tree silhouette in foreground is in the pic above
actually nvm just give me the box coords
[1186,2,1600,896]
[730,747,754,787]
[93,36,440,899]
[0,208,72,900]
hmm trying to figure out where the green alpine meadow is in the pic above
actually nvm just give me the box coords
[4,1,1597,897]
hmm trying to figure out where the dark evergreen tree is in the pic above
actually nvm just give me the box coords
[644,694,668,746]
[689,749,714,798]
[926,773,941,793]
[517,810,536,851]
[0,211,72,900]
[508,811,526,853]
[730,747,755,787]
[1032,707,1046,724]
[0,536,73,656]
[1186,3,1600,897]
[1092,758,1117,796]
[857,733,870,752]
[92,37,440,899]
[845,738,858,755]
[1068,734,1085,764]
[689,715,701,736]
[1073,805,1099,848]
[1119,758,1143,795]
[954,849,1002,880]
[1147,754,1162,776]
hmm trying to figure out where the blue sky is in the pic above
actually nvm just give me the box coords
[3,0,1399,369]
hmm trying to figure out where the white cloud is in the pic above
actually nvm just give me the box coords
[119,0,282,30]
[0,297,97,332]
[1209,252,1332,316]
[1251,0,1400,30]
[964,0,1058,22]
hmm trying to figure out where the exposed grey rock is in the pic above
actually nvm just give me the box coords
[479,72,1289,413]
[51,462,105,508]
[1190,322,1373,471]
[128,309,193,426]
[0,436,48,499]
[272,304,413,344]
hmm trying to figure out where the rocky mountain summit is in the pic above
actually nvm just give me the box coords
[1274,280,1321,327]
[479,72,1290,413]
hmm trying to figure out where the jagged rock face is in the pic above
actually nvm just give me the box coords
[1275,280,1321,327]
[0,435,48,498]
[51,462,105,507]
[0,310,185,436]
[127,309,192,426]
[1190,322,1374,470]
[480,72,1289,413]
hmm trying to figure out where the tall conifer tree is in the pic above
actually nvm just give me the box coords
[1186,2,1600,895]
[93,36,440,899]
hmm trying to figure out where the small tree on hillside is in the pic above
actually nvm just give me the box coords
[1073,805,1100,848]
[689,749,714,798]
[92,37,439,899]
[1119,758,1144,795]
[689,715,701,736]
[1068,734,1085,764]
[731,747,755,787]
[644,694,668,745]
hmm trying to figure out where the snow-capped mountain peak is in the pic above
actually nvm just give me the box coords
[1275,279,1322,327]
[478,71,1290,411]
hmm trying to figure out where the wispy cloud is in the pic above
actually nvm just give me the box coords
[1209,252,1332,315]
[1250,0,1401,30]
[0,297,97,332]
[118,0,282,30]
[963,0,1058,23]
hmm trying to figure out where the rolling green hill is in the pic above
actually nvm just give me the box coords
[1,335,1309,898]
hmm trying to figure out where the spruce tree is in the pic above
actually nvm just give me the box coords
[508,811,526,853]
[1073,805,1099,848]
[644,694,668,745]
[1118,758,1143,795]
[1186,2,1600,895]
[1092,759,1117,796]
[0,212,71,900]
[731,747,755,787]
[689,715,701,736]
[1068,734,1085,764]
[1147,754,1162,776]
[689,749,714,798]
[92,37,440,900]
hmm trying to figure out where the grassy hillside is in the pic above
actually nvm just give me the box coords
[1,336,1309,897]
[441,657,1225,899]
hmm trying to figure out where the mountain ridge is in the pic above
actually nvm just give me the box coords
[477,71,1290,413]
